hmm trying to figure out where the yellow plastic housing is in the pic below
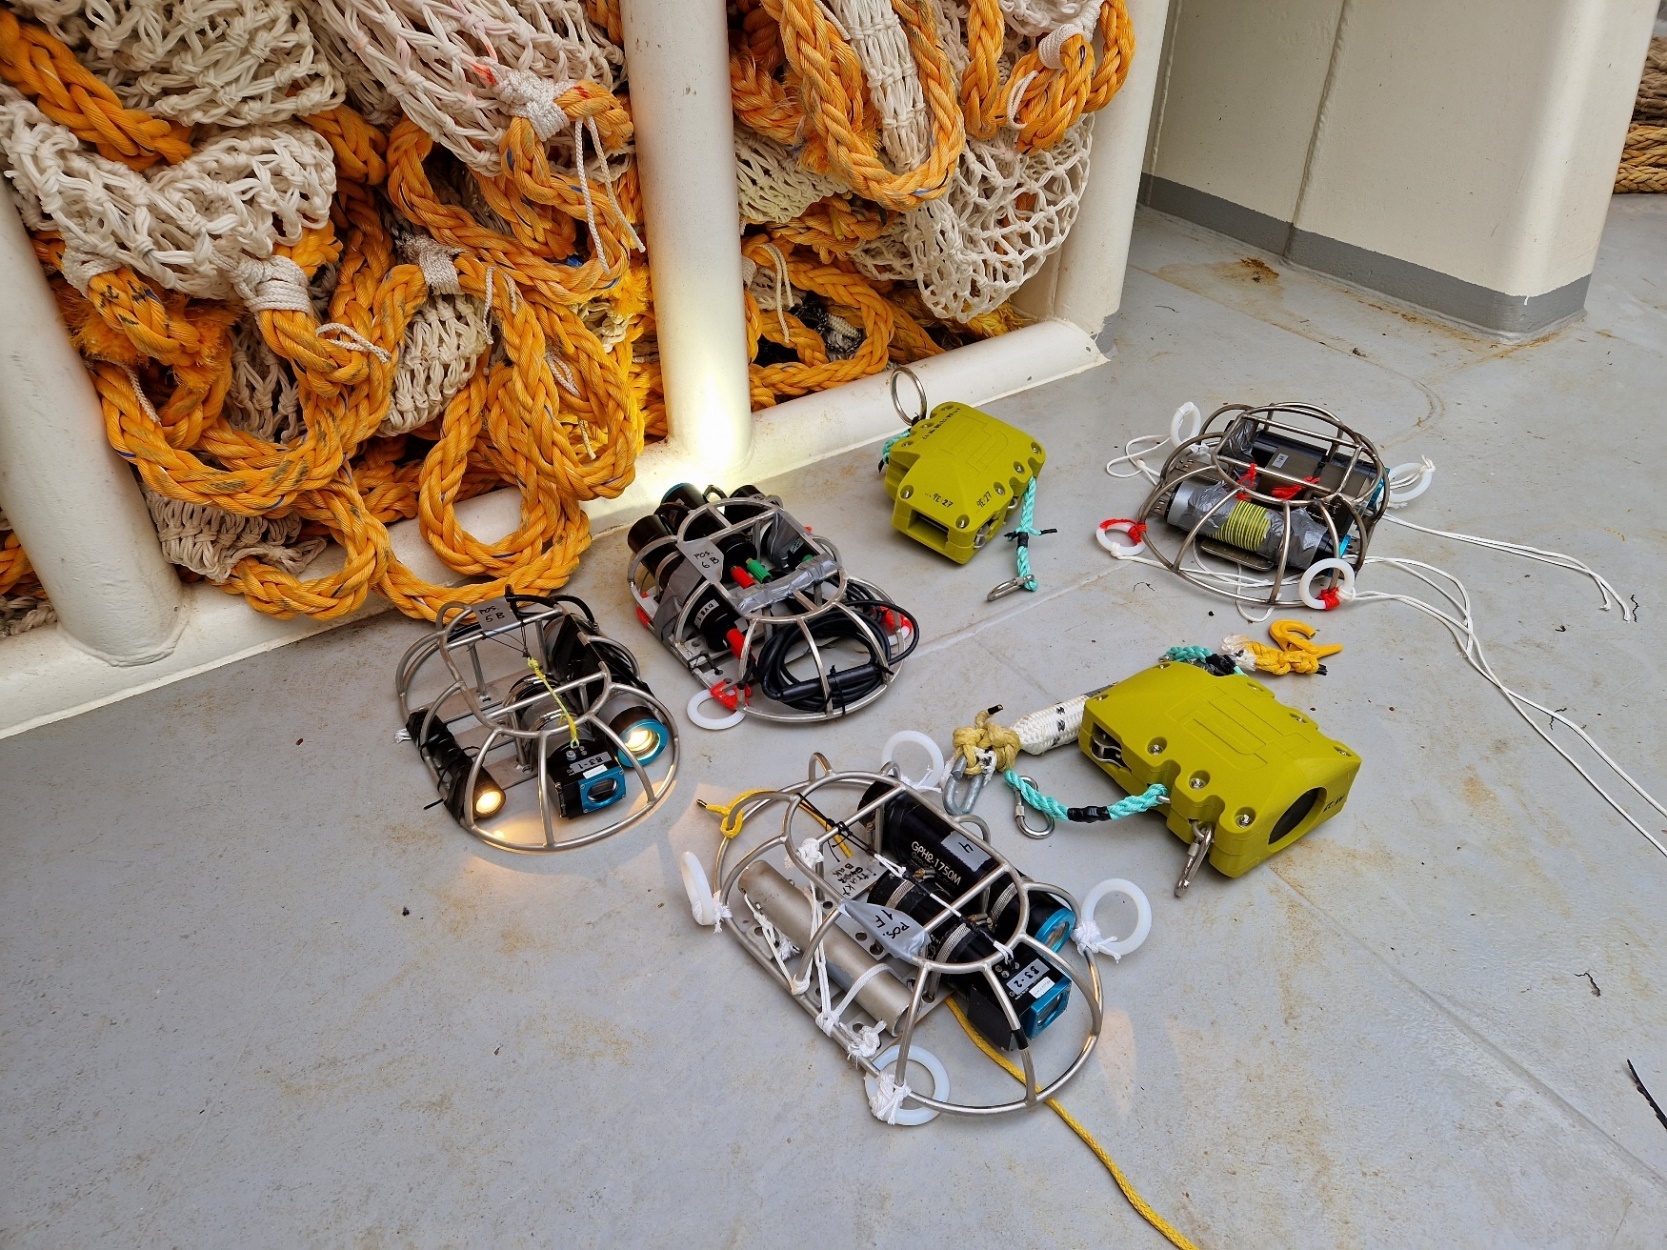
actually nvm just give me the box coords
[1078,660,1359,877]
[882,402,1046,564]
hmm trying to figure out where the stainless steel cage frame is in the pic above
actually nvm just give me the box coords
[626,491,911,724]
[395,595,679,853]
[1136,401,1389,608]
[707,758,1105,1120]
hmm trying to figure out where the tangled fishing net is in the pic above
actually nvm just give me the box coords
[0,0,1133,631]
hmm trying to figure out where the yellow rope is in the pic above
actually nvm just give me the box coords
[524,658,580,744]
[950,707,1022,774]
[947,999,1203,1250]
[696,789,777,839]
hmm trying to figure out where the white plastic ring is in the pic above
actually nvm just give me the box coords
[686,687,747,731]
[1386,460,1434,506]
[680,852,718,926]
[1095,519,1146,558]
[1169,401,1203,446]
[864,1044,950,1126]
[1078,879,1152,962]
[1299,558,1356,610]
[882,731,945,791]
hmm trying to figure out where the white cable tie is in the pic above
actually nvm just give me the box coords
[59,248,120,296]
[402,236,464,297]
[316,323,392,363]
[1038,11,1097,70]
[233,256,313,313]
[868,1073,913,1125]
[795,837,825,867]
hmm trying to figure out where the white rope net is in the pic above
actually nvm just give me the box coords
[12,0,344,127]
[843,0,1095,321]
[304,0,621,172]
[0,83,336,299]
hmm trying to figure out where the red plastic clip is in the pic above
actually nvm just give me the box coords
[710,681,750,712]
[634,605,652,630]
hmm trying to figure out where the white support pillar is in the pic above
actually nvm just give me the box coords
[620,0,755,477]
[1044,0,1174,336]
[0,191,183,664]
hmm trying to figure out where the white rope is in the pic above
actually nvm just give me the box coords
[999,0,1095,38]
[0,84,335,300]
[233,256,314,313]
[57,248,120,297]
[868,1072,914,1124]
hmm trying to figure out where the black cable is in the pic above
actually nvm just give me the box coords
[747,579,918,713]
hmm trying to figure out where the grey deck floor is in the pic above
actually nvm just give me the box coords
[4,202,1666,1250]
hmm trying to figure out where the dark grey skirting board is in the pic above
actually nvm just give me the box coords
[1138,174,1589,340]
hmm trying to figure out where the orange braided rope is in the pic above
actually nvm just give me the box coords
[760,0,965,210]
[0,9,193,169]
[962,0,1134,153]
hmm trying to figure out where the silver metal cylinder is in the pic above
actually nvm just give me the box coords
[739,861,913,1031]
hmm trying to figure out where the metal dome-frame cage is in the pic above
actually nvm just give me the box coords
[1135,402,1390,609]
[693,758,1106,1123]
[395,594,679,853]
[626,485,917,725]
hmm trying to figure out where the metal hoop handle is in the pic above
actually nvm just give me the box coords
[890,367,928,426]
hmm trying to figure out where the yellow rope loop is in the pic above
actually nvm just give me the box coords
[743,234,895,402]
[951,708,1022,774]
[762,0,966,210]
[964,0,1135,154]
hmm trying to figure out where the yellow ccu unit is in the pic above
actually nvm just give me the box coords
[1079,659,1358,883]
[882,401,1046,564]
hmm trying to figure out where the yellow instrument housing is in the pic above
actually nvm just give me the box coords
[1078,660,1359,878]
[882,402,1046,564]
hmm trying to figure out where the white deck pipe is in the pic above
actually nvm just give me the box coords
[1047,0,1174,336]
[0,191,183,664]
[620,0,755,477]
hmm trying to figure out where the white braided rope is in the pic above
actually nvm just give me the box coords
[0,85,335,300]
[382,294,493,434]
[296,0,401,124]
[12,0,343,127]
[305,0,620,172]
[734,129,848,226]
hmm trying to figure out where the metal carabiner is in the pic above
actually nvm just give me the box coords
[986,574,1035,602]
[941,752,992,816]
[1012,777,1056,839]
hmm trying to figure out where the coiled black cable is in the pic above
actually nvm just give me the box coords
[747,580,919,713]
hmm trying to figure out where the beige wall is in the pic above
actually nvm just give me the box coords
[1146,0,1343,225]
[1145,0,1659,302]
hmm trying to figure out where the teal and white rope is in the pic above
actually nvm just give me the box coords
[1004,770,1169,824]
[1008,476,1042,593]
